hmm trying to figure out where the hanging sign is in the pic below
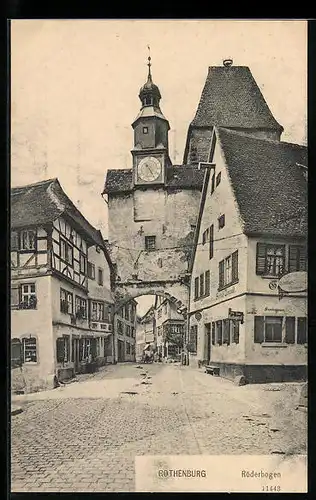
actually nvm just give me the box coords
[228,308,244,324]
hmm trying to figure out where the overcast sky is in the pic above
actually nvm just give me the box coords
[11,20,307,316]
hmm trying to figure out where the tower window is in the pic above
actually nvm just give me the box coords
[145,236,156,251]
[218,214,225,230]
[143,126,149,134]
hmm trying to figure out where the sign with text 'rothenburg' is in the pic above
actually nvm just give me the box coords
[228,308,244,323]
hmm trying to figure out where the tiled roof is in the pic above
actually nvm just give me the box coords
[103,165,206,194]
[217,128,307,237]
[11,178,106,246]
[191,66,283,131]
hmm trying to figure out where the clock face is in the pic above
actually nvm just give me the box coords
[137,156,162,182]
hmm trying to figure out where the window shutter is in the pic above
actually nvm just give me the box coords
[288,245,299,273]
[11,231,18,250]
[56,338,65,363]
[10,285,19,307]
[209,224,214,259]
[223,319,230,345]
[232,250,238,282]
[285,317,295,344]
[211,322,215,345]
[90,338,97,359]
[194,277,199,299]
[11,338,22,367]
[297,317,307,344]
[254,316,264,343]
[299,246,307,271]
[205,270,210,296]
[256,243,266,275]
[199,274,204,297]
[219,260,224,288]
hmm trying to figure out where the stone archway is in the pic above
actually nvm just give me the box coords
[112,280,189,315]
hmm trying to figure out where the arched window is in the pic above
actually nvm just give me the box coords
[22,337,37,363]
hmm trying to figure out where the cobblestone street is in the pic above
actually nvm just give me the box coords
[11,363,307,493]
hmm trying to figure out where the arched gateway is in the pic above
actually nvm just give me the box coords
[102,57,205,318]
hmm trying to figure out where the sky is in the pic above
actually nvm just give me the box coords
[11,20,307,316]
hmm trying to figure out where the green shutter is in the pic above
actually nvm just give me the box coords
[219,260,224,289]
[232,250,238,282]
[205,270,210,296]
[254,316,264,343]
[56,338,65,363]
[285,317,295,344]
[256,243,266,275]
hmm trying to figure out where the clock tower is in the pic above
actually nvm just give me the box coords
[131,56,171,186]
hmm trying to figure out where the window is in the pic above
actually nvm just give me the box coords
[126,325,131,337]
[199,273,204,297]
[131,327,135,338]
[130,304,135,323]
[60,288,73,314]
[218,214,225,230]
[117,319,124,335]
[78,338,92,361]
[158,308,162,319]
[289,245,307,273]
[222,319,230,345]
[98,268,104,286]
[219,251,238,290]
[194,277,199,300]
[297,317,307,344]
[19,229,36,251]
[216,172,221,187]
[143,126,149,134]
[87,262,95,279]
[80,253,87,274]
[216,321,222,345]
[255,316,280,343]
[125,305,130,320]
[256,243,285,277]
[205,270,210,297]
[56,336,70,364]
[202,228,210,245]
[75,296,87,319]
[189,325,198,353]
[60,238,73,264]
[19,283,37,309]
[91,301,105,321]
[145,235,156,251]
[265,317,282,342]
[22,337,37,363]
[209,224,214,259]
[126,342,131,354]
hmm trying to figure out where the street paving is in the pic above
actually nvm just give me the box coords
[11,363,307,492]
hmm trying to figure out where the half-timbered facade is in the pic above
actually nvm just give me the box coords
[11,178,115,392]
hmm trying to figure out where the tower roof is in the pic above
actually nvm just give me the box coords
[191,63,283,131]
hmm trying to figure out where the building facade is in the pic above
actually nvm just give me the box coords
[188,127,307,383]
[114,300,137,362]
[11,178,115,392]
[154,296,185,360]
[135,306,155,361]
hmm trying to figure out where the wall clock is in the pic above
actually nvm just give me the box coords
[137,156,162,182]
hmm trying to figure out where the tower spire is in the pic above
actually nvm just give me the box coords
[147,45,152,81]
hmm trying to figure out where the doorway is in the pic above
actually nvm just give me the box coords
[118,339,125,362]
[72,337,80,373]
[204,323,211,364]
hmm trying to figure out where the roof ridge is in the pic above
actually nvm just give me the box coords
[216,127,307,150]
[11,177,57,191]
